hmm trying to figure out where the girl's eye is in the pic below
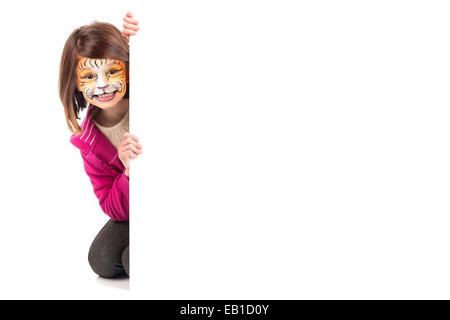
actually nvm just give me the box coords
[108,70,119,75]
[83,74,95,79]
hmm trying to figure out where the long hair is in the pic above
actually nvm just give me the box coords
[59,21,129,134]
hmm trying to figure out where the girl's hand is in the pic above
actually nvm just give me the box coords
[118,132,143,178]
[122,11,139,42]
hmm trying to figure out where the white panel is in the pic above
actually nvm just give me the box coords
[134,0,450,299]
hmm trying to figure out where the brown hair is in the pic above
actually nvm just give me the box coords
[59,21,129,134]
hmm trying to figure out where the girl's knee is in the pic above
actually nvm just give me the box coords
[88,242,125,278]
[88,219,129,278]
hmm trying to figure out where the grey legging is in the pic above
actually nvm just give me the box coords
[88,219,129,278]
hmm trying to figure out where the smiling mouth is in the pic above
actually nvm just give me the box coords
[94,91,117,102]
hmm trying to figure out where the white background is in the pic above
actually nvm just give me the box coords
[0,0,131,299]
[1,0,450,299]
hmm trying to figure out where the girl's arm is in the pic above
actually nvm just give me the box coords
[122,11,139,42]
[81,151,129,221]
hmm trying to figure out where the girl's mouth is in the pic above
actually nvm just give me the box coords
[94,91,117,102]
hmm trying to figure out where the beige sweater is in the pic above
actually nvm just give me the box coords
[93,108,129,149]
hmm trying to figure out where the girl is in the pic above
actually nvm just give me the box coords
[58,12,140,278]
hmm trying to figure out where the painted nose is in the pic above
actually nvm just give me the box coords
[96,76,108,89]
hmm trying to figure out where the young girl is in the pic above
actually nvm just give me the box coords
[58,12,140,278]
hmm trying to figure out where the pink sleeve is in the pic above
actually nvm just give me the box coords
[81,151,129,221]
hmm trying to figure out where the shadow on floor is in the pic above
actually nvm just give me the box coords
[96,275,129,291]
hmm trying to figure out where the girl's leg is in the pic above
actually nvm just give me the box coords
[88,219,129,278]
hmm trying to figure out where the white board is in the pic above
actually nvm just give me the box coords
[131,0,450,299]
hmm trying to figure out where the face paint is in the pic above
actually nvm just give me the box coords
[77,57,128,108]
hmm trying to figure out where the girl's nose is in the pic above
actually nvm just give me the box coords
[96,75,108,89]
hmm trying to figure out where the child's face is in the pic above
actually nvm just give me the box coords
[76,57,128,108]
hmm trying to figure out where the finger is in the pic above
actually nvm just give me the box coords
[118,136,129,148]
[121,144,141,153]
[123,22,140,32]
[118,139,132,150]
[122,142,142,152]
[123,144,142,154]
[128,150,138,158]
[122,29,137,36]
[123,16,139,25]
[120,150,137,161]
[126,11,134,18]
[121,137,139,147]
[123,132,140,142]
[129,142,143,150]
[122,132,139,142]
[121,135,137,145]
[121,32,130,42]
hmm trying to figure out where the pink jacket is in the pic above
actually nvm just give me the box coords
[70,105,129,221]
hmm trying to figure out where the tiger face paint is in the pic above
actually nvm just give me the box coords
[77,57,128,108]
